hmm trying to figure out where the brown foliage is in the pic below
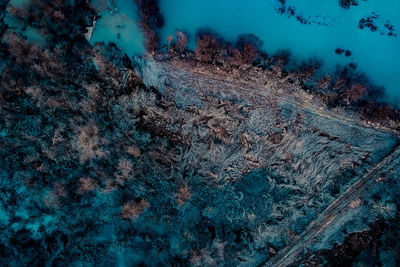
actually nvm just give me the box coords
[167,35,173,49]
[121,199,150,219]
[10,0,67,28]
[73,122,106,163]
[195,34,221,63]
[374,105,393,120]
[127,145,141,158]
[7,5,30,20]
[241,43,259,64]
[230,43,259,65]
[176,183,192,205]
[175,31,188,52]
[144,25,159,53]
[135,0,163,27]
[345,84,367,102]
[92,52,122,85]
[148,148,177,166]
[333,76,346,91]
[364,104,394,121]
[115,158,134,185]
[7,32,41,65]
[317,76,332,89]
[6,32,65,80]
[77,177,98,194]
[298,61,321,81]
[84,83,101,101]
[135,0,164,53]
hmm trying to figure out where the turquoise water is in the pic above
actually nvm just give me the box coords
[88,0,400,102]
[4,0,47,46]
[8,0,30,7]
[91,0,144,56]
[158,0,400,103]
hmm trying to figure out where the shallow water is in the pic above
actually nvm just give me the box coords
[3,3,47,46]
[91,0,144,56]
[8,0,30,7]
[158,0,400,103]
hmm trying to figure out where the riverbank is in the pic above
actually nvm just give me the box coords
[158,0,400,102]
[145,51,400,133]
[1,0,399,266]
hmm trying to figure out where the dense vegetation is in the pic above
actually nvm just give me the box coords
[0,0,399,266]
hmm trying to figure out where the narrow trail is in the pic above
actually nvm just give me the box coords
[265,145,400,267]
[150,59,399,138]
[186,70,398,138]
[141,60,400,266]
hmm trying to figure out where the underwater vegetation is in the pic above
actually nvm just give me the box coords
[0,0,400,266]
[165,25,399,125]
[339,0,359,10]
[159,0,400,102]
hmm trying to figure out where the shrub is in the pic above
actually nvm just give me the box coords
[176,183,191,205]
[344,84,367,102]
[77,177,98,194]
[135,0,164,28]
[175,31,188,52]
[229,34,263,65]
[121,199,150,219]
[73,122,106,163]
[317,75,332,89]
[194,28,224,63]
[296,57,323,81]
[135,0,164,53]
[339,0,358,9]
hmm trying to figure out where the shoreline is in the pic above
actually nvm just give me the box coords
[133,0,400,126]
[1,1,400,266]
[140,51,400,135]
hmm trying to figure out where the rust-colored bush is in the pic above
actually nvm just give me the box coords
[137,22,159,53]
[135,0,164,53]
[297,58,323,80]
[195,34,221,63]
[241,43,259,64]
[176,183,192,205]
[345,84,367,102]
[73,122,106,163]
[5,32,66,81]
[366,104,394,121]
[115,158,133,185]
[167,35,173,50]
[175,31,188,52]
[317,76,332,89]
[127,145,141,158]
[230,43,259,65]
[121,199,150,219]
[333,76,346,91]
[77,177,98,194]
[230,33,263,65]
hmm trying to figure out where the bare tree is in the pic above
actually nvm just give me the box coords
[175,31,188,52]
[195,34,221,62]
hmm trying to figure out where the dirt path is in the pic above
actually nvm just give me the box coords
[139,59,400,266]
[265,145,400,267]
[150,59,399,139]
